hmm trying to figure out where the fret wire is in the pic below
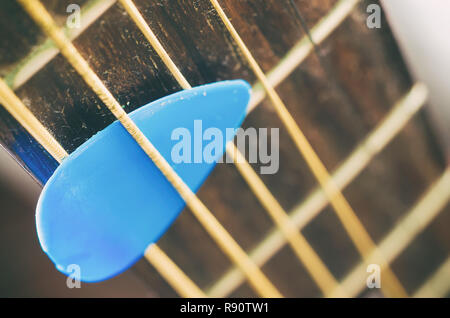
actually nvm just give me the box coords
[118,0,344,297]
[0,77,204,299]
[413,257,450,298]
[4,0,117,91]
[208,83,428,297]
[334,168,450,297]
[208,0,407,297]
[17,0,282,298]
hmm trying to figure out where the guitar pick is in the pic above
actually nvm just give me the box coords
[36,80,251,282]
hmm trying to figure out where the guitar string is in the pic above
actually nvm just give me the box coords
[207,0,407,297]
[118,0,345,297]
[17,0,282,298]
[208,82,429,297]
[144,244,206,297]
[0,76,206,298]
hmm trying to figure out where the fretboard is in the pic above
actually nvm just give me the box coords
[0,0,448,298]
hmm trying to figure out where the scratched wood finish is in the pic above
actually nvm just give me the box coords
[0,0,448,297]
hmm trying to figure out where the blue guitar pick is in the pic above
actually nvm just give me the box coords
[36,80,251,282]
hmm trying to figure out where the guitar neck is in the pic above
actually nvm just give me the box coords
[0,0,448,297]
